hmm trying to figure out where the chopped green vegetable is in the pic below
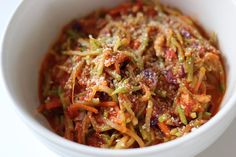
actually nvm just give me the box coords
[106,69,121,81]
[136,30,149,56]
[170,128,178,135]
[177,106,188,125]
[157,90,167,98]
[112,86,128,95]
[203,112,212,119]
[89,35,102,50]
[113,36,122,51]
[139,125,151,141]
[186,56,194,82]
[96,55,105,76]
[190,112,197,119]
[158,114,168,123]
[112,79,129,95]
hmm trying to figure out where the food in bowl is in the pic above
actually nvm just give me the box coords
[38,0,225,148]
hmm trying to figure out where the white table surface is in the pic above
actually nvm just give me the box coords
[0,0,235,156]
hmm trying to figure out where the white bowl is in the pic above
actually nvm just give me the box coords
[1,0,236,157]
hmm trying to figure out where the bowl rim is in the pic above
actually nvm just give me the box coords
[1,0,236,156]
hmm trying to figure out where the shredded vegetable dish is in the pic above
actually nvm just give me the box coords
[38,0,226,148]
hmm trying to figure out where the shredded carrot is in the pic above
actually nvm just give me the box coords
[38,98,61,112]
[76,122,82,143]
[37,104,45,113]
[108,2,132,17]
[81,115,90,144]
[64,112,74,140]
[100,101,117,107]
[45,99,61,110]
[114,63,120,74]
[158,122,170,137]
[69,103,98,114]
